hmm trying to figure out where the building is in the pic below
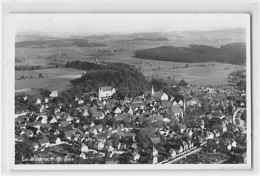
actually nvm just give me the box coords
[98,86,116,100]
[172,106,184,118]
[49,91,58,98]
[151,86,168,101]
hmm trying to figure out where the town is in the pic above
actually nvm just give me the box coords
[15,76,247,164]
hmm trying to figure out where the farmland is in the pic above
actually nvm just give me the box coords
[15,29,246,95]
[15,68,84,95]
[15,46,246,96]
[99,50,246,86]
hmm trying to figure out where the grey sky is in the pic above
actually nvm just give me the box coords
[14,13,250,35]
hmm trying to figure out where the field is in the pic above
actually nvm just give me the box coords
[15,32,246,96]
[100,50,246,86]
[15,68,84,95]
[15,47,246,96]
[15,46,107,66]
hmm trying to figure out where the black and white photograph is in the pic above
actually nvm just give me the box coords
[10,13,251,168]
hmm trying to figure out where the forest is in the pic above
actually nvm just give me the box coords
[15,61,185,112]
[135,42,246,65]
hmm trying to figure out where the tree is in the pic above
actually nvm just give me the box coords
[38,73,44,78]
[185,64,189,68]
[179,79,188,87]
[136,129,153,150]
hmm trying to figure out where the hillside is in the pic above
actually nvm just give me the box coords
[132,38,168,41]
[135,42,246,65]
[15,39,106,48]
[68,62,151,98]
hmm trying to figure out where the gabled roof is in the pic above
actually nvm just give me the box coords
[161,100,171,108]
[150,137,160,145]
[172,106,183,114]
[60,121,69,127]
[153,92,165,98]
[99,86,114,91]
[64,130,73,137]
[15,116,26,123]
[39,137,50,144]
[115,115,124,121]
[95,124,103,130]
[50,91,58,97]
[124,97,131,102]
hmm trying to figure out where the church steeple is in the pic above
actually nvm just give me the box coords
[151,86,154,95]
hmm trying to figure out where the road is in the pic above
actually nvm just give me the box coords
[232,107,246,132]
[159,143,206,164]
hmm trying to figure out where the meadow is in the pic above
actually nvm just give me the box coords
[100,50,245,86]
[15,68,84,95]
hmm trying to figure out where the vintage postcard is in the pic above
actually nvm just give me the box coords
[4,12,252,170]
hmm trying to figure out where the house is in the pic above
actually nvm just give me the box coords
[25,130,34,138]
[56,137,61,144]
[173,101,178,106]
[151,86,168,101]
[32,143,39,151]
[190,98,198,106]
[161,100,171,108]
[15,116,26,124]
[39,138,50,147]
[78,99,84,105]
[64,131,73,140]
[98,142,105,150]
[49,91,58,98]
[83,110,89,117]
[95,124,103,133]
[178,100,184,106]
[80,152,86,159]
[81,143,89,152]
[59,121,69,128]
[40,116,48,124]
[49,116,57,124]
[98,86,116,100]
[152,92,168,101]
[45,98,49,103]
[206,87,215,94]
[93,111,105,119]
[132,99,143,105]
[124,97,131,104]
[36,98,41,105]
[113,107,122,114]
[170,149,177,158]
[171,106,183,118]
[151,137,160,145]
[23,96,28,101]
[133,151,140,163]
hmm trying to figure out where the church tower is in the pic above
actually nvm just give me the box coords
[151,86,154,95]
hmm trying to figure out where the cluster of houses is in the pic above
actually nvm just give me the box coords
[15,85,247,164]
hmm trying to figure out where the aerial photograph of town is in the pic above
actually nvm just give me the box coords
[14,13,249,165]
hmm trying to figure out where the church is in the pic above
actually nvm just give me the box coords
[151,86,168,101]
[98,86,116,100]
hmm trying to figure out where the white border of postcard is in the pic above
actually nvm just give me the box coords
[1,0,259,172]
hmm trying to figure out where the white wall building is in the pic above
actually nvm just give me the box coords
[98,86,116,100]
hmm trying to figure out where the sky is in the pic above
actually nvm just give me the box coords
[14,13,250,36]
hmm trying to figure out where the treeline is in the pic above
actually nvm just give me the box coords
[15,65,56,71]
[230,70,246,78]
[65,60,104,70]
[16,39,107,48]
[135,42,246,65]
[132,37,168,41]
